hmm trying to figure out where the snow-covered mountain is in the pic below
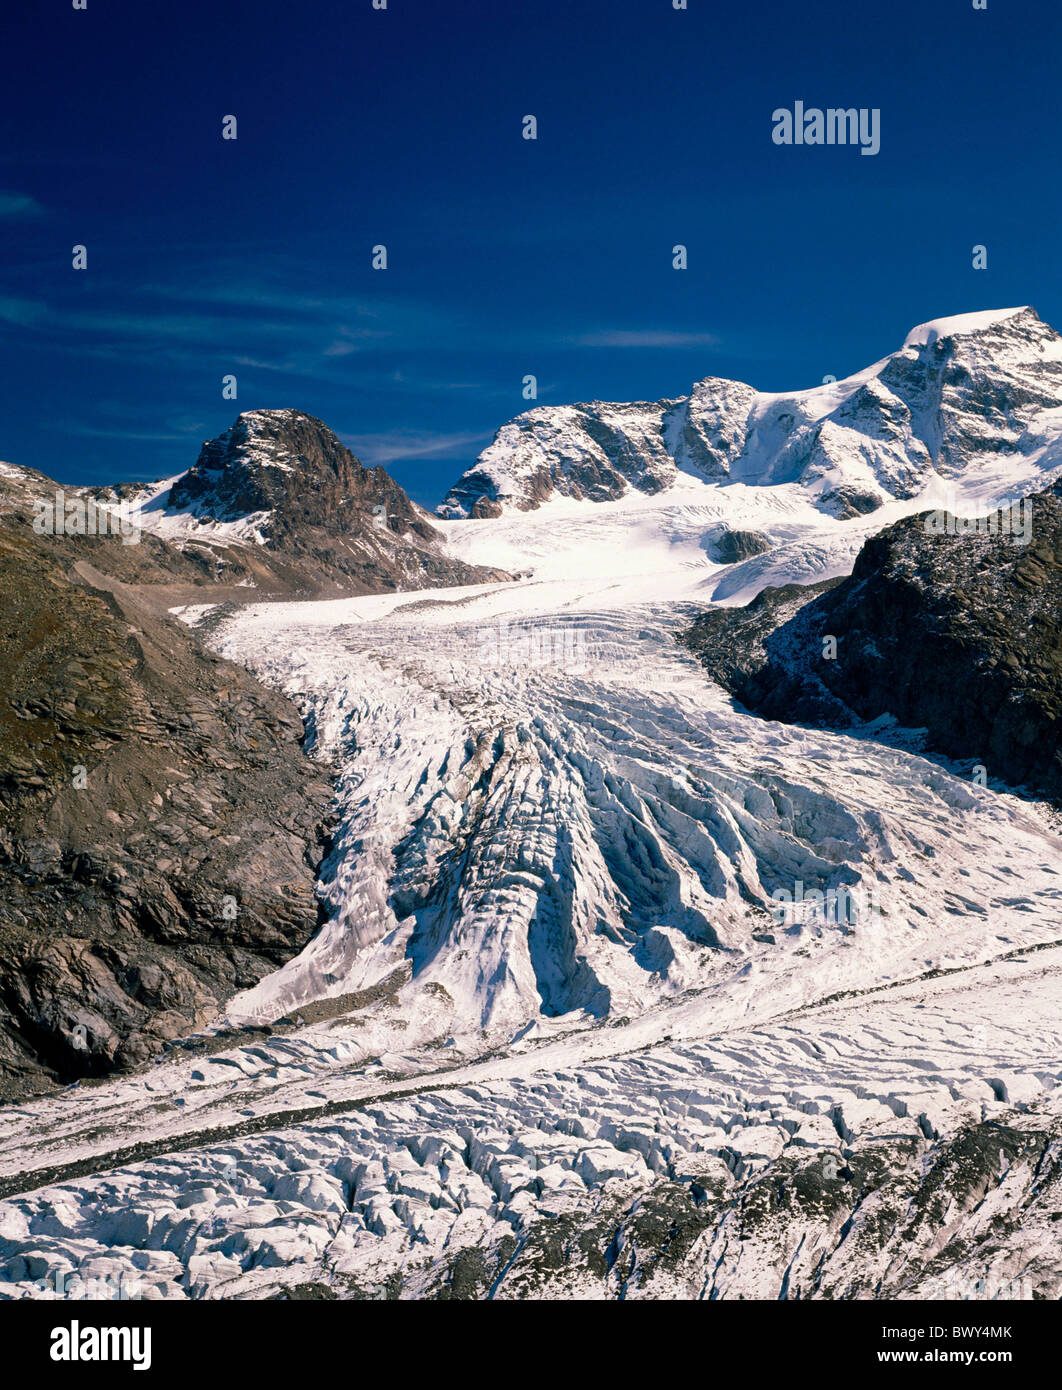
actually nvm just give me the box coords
[438,306,1062,520]
[111,409,509,595]
[6,311,1062,1302]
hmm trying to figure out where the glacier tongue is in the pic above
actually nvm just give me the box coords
[7,344,1062,1298]
[200,566,1062,1057]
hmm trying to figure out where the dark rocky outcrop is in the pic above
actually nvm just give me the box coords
[0,508,335,1101]
[679,576,842,693]
[817,486,884,519]
[706,527,773,566]
[683,489,1062,799]
[155,409,511,595]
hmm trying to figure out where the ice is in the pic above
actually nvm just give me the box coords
[5,314,1062,1296]
[3,955,1062,1298]
[903,307,1033,348]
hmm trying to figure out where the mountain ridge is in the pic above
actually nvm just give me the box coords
[437,306,1062,521]
[109,408,511,596]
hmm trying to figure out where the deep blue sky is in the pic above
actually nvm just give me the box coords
[1,0,1059,507]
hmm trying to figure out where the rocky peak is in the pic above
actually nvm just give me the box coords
[171,409,436,544]
[137,410,510,596]
[438,307,1062,519]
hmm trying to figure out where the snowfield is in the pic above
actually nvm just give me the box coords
[6,308,1062,1300]
[4,460,1062,1300]
[438,307,1062,522]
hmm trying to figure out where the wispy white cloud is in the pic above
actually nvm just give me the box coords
[142,282,381,318]
[570,329,720,349]
[140,280,454,344]
[0,294,271,343]
[339,428,491,465]
[0,295,46,326]
[322,328,391,356]
[54,423,194,442]
[0,192,44,218]
[0,278,466,384]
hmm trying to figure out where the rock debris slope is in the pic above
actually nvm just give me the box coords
[5,310,1062,1299]
[0,481,334,1099]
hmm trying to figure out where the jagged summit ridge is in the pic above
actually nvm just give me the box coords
[124,409,511,595]
[438,306,1062,519]
[902,305,1034,347]
[170,408,435,540]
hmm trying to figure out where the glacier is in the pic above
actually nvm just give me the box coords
[5,307,1062,1300]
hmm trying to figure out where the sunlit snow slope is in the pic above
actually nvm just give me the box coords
[4,310,1062,1300]
[439,306,1062,520]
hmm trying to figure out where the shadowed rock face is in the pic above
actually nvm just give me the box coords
[164,410,510,594]
[706,527,773,565]
[679,577,842,693]
[685,488,1062,799]
[0,514,336,1100]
